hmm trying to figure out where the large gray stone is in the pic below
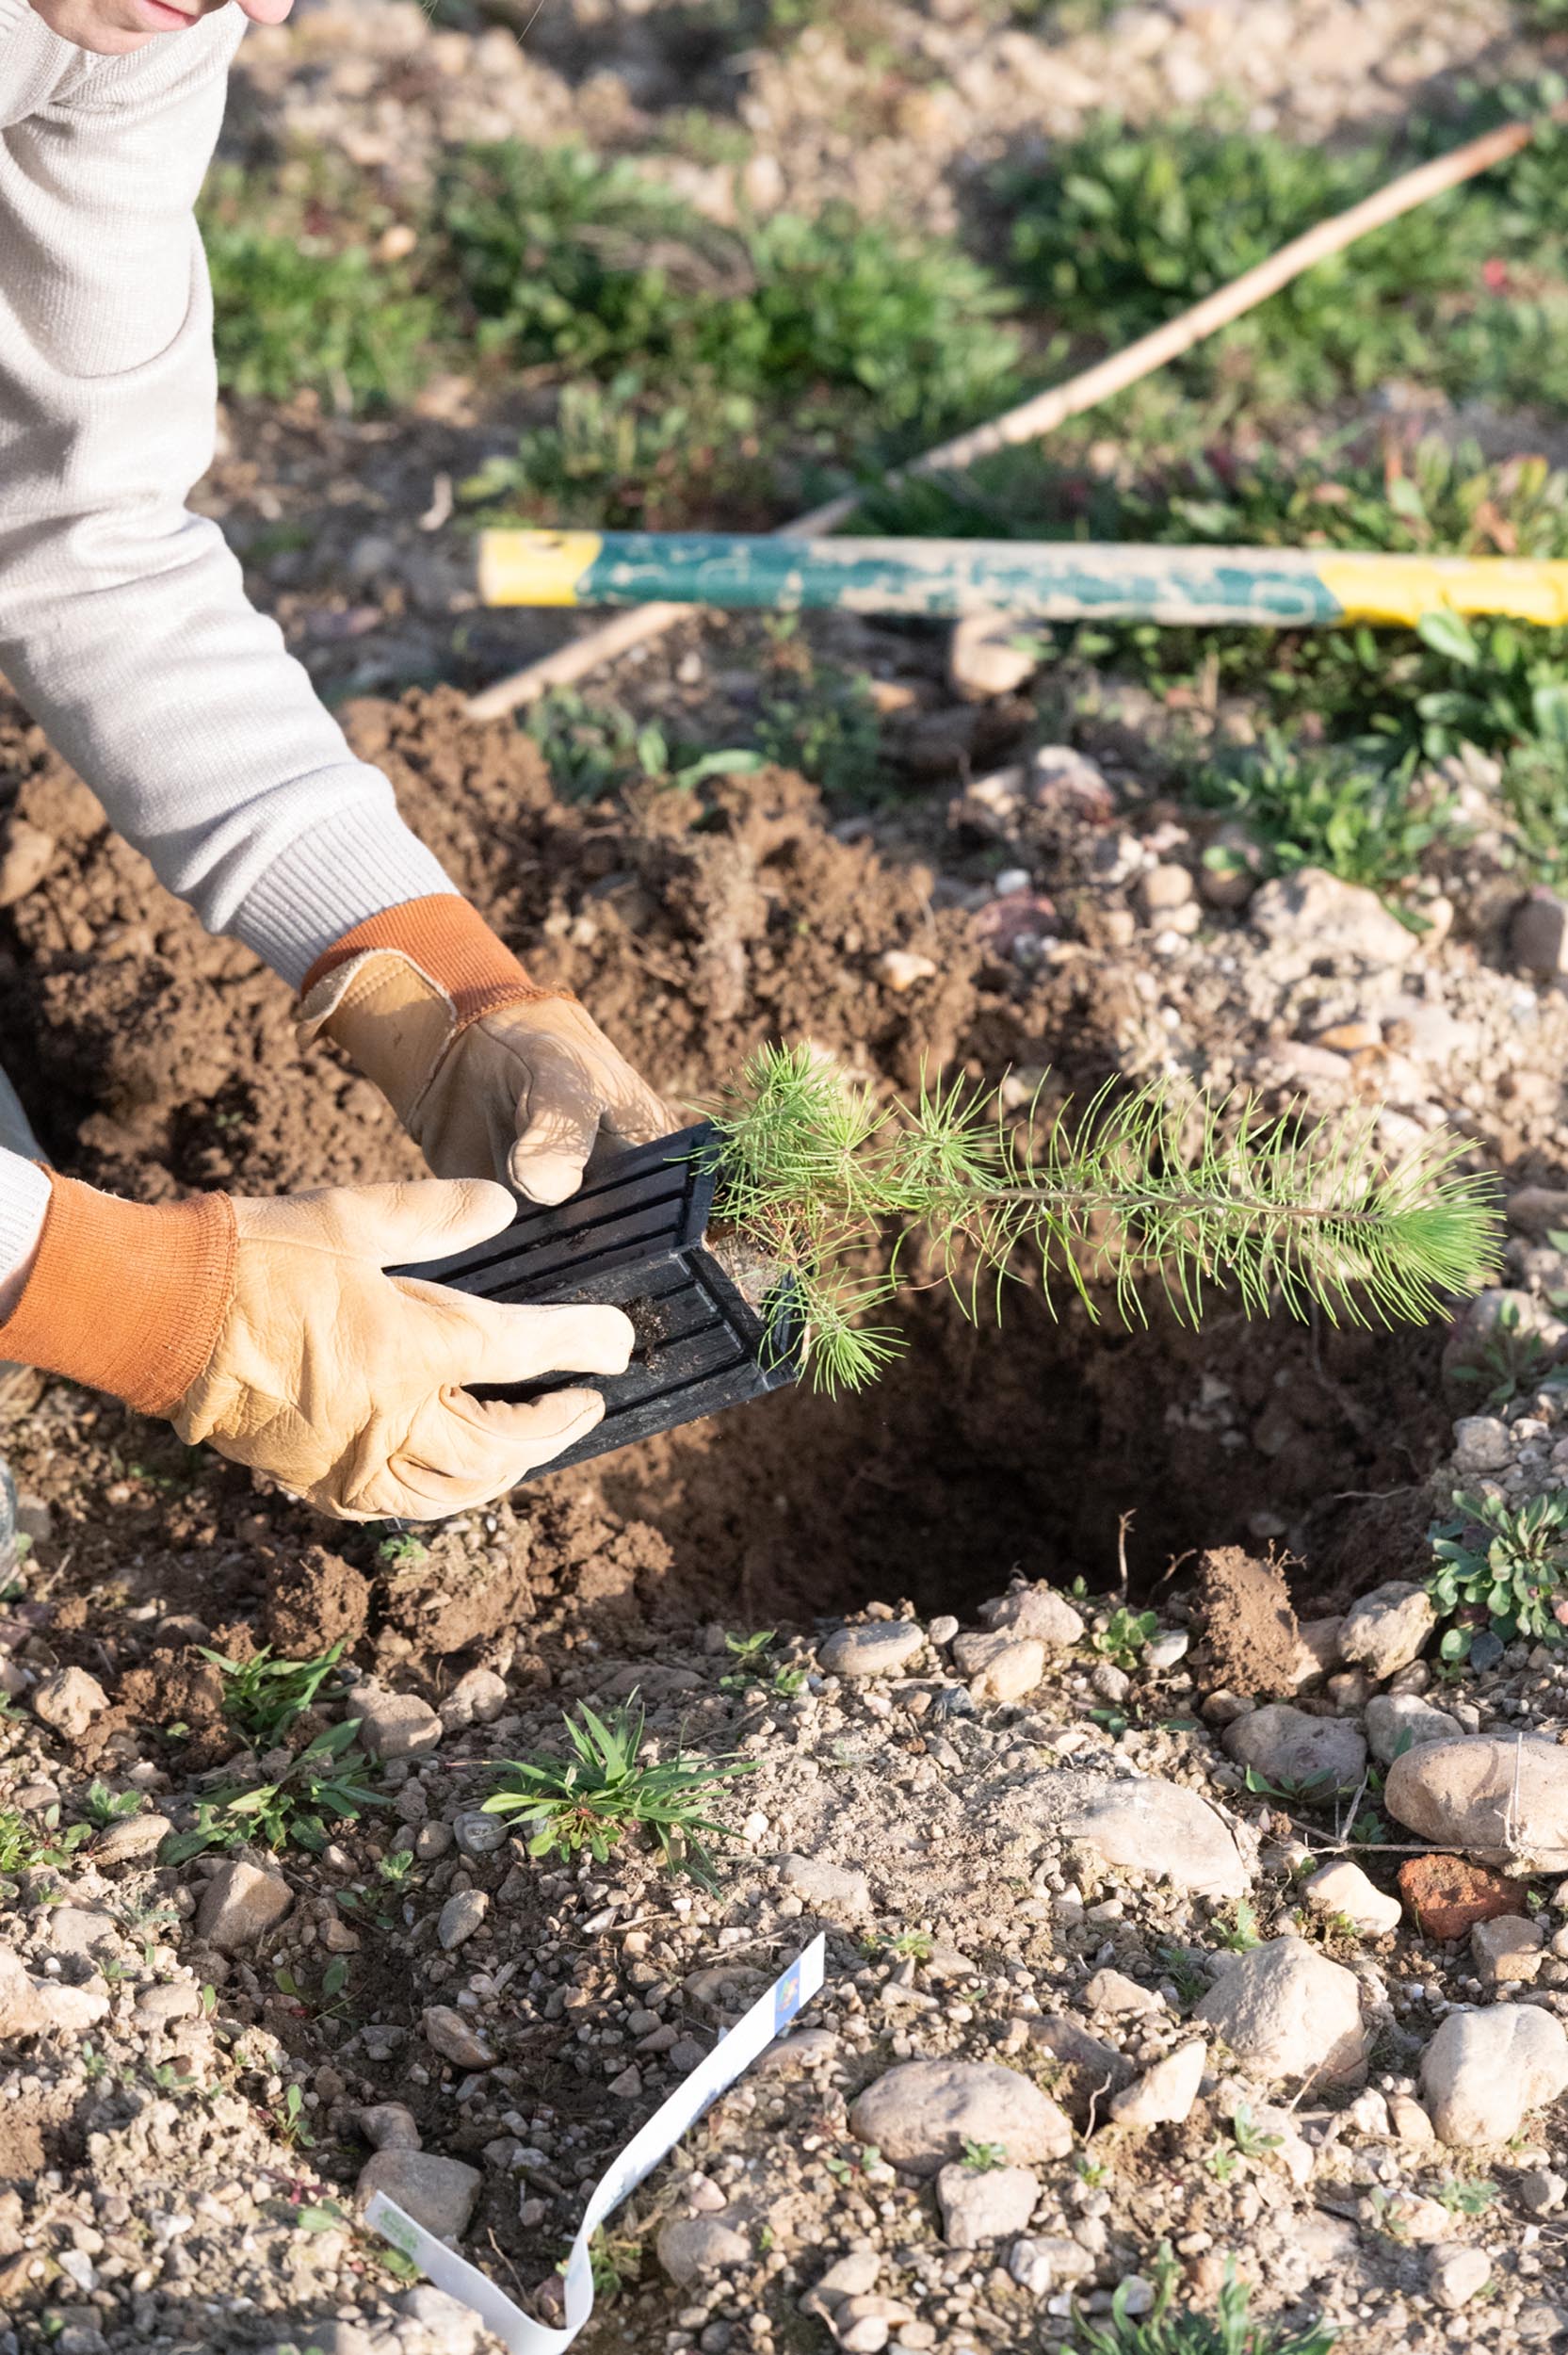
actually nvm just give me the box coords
[1223,1705,1366,1796]
[1365,1692,1462,1766]
[935,2162,1039,2248]
[195,1861,293,1954]
[344,1685,442,1763]
[1420,2006,1568,2148]
[849,2060,1073,2177]
[818,1622,924,1679]
[1338,1583,1437,1680]
[1059,1776,1249,1900]
[1385,1735,1568,1873]
[656,2217,750,2285]
[1194,1937,1368,2084]
[1250,868,1417,967]
[30,1666,108,1741]
[357,2151,481,2241]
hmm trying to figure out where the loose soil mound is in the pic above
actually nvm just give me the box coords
[0,685,1447,1678]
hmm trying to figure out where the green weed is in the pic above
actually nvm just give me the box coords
[1214,1899,1264,1954]
[161,1721,385,1864]
[962,2138,1009,2170]
[754,633,883,802]
[1189,737,1460,910]
[438,142,1020,439]
[1447,1296,1568,1411]
[1091,1607,1159,1670]
[0,1808,89,1877]
[1427,1488,1568,1660]
[478,1697,752,1886]
[77,1780,146,1832]
[202,169,440,413]
[461,373,774,531]
[1070,2244,1336,2352]
[198,1640,348,1748]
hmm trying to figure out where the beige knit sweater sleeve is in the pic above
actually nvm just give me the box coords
[0,1,457,997]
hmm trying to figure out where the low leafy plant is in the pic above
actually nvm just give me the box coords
[1427,1489,1568,1661]
[78,1780,145,1831]
[478,1697,752,1886]
[753,640,884,803]
[439,141,1020,439]
[962,2138,1009,2170]
[1433,2172,1498,2216]
[202,169,440,413]
[1070,2245,1336,2353]
[703,1042,1499,1396]
[0,1808,89,1877]
[1447,1297,1568,1410]
[162,1722,385,1864]
[1214,1899,1264,1954]
[199,1640,348,1748]
[1189,736,1461,912]
[1091,1607,1159,1670]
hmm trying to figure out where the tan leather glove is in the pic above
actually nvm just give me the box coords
[0,1173,631,1520]
[297,897,674,1204]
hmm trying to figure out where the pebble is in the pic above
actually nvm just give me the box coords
[356,2151,480,2241]
[1451,1414,1513,1473]
[1145,1630,1189,1671]
[978,1583,1086,1648]
[358,2103,421,2152]
[1250,867,1417,966]
[1222,1704,1367,1795]
[194,1861,293,1954]
[1301,1860,1401,1938]
[935,2161,1040,2248]
[438,1666,509,1730]
[92,1811,173,1865]
[422,2006,495,2069]
[1385,1734,1568,1872]
[778,1853,872,1919]
[344,1684,443,1762]
[452,1810,509,1859]
[1083,1968,1162,2017]
[437,1891,489,1951]
[876,949,939,993]
[29,1665,109,1740]
[1420,2004,1568,2146]
[1009,2235,1096,2296]
[1520,2168,1567,2215]
[1472,1913,1545,1985]
[1193,1938,1369,2083]
[818,1623,924,1679]
[951,1631,1045,1702]
[849,2060,1074,2175]
[1107,2040,1206,2128]
[948,610,1038,701]
[1059,1776,1249,1899]
[1387,2093,1435,2145]
[1511,885,1568,976]
[656,2218,750,2285]
[1337,1581,1436,1679]
[1428,2246,1493,2312]
[1364,1692,1461,1766]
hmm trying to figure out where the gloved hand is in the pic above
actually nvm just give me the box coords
[297,897,674,1203]
[0,1173,631,1519]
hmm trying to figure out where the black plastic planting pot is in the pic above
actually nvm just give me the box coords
[394,1122,802,1479]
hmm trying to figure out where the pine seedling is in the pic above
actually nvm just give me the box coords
[704,1045,1501,1396]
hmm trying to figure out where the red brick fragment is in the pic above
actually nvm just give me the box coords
[1398,1854,1528,1941]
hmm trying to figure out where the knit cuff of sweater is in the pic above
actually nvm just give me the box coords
[0,1174,236,1416]
[227,804,459,991]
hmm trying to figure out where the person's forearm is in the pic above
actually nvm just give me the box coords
[0,1151,54,1319]
[0,9,457,988]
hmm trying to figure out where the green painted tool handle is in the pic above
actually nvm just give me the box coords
[477,529,1568,629]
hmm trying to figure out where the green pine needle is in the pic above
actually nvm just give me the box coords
[705,1043,1502,1396]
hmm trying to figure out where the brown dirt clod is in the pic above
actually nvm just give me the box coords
[1197,1545,1302,1698]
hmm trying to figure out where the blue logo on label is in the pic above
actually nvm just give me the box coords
[773,1959,802,2030]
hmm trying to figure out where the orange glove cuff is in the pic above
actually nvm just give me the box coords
[0,1174,236,1417]
[300,896,553,1027]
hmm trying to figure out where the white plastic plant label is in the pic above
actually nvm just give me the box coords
[365,1932,827,2352]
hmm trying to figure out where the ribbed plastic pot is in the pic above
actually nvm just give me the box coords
[394,1122,802,1479]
